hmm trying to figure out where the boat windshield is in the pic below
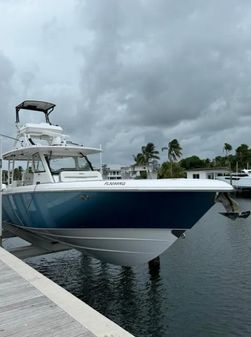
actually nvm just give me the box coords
[46,155,93,174]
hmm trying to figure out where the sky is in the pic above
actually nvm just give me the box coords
[1,0,251,165]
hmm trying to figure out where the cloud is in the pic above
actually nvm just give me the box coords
[0,51,16,141]
[71,0,251,163]
[1,0,251,164]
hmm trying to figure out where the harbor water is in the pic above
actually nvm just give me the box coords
[17,199,251,337]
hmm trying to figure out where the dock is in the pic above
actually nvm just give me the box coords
[0,247,134,337]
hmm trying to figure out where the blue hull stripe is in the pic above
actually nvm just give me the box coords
[3,191,215,230]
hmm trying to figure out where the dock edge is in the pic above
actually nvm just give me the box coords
[0,247,134,337]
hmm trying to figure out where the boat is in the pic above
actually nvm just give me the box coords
[2,100,234,265]
[217,169,251,191]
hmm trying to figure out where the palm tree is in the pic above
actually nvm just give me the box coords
[133,153,146,166]
[162,139,182,177]
[141,143,160,164]
[162,139,182,162]
[223,143,232,169]
[223,143,232,156]
[133,143,159,178]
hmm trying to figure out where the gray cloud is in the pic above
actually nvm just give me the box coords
[1,1,251,164]
[70,0,251,163]
[0,51,16,143]
[0,52,14,103]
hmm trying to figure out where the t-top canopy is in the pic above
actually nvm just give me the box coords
[16,100,56,124]
[3,145,101,160]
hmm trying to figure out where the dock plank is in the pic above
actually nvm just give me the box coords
[0,247,134,337]
[0,260,96,337]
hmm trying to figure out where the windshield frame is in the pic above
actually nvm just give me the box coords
[46,153,94,174]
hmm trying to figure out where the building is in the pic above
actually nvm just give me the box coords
[102,161,160,180]
[186,168,230,180]
[103,164,122,180]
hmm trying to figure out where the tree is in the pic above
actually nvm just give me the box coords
[223,143,232,156]
[133,143,159,178]
[133,143,160,166]
[141,143,160,164]
[162,139,182,177]
[223,143,232,169]
[133,153,146,166]
[214,156,226,167]
[13,166,23,181]
[204,158,211,167]
[235,144,251,169]
[158,162,185,178]
[180,156,205,170]
[162,139,182,162]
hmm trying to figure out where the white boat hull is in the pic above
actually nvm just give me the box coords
[217,176,251,189]
[2,180,233,265]
[26,227,178,265]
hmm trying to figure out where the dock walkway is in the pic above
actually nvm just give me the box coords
[0,247,134,337]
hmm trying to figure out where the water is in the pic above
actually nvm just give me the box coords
[18,199,251,337]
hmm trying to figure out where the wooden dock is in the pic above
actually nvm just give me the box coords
[0,247,134,337]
